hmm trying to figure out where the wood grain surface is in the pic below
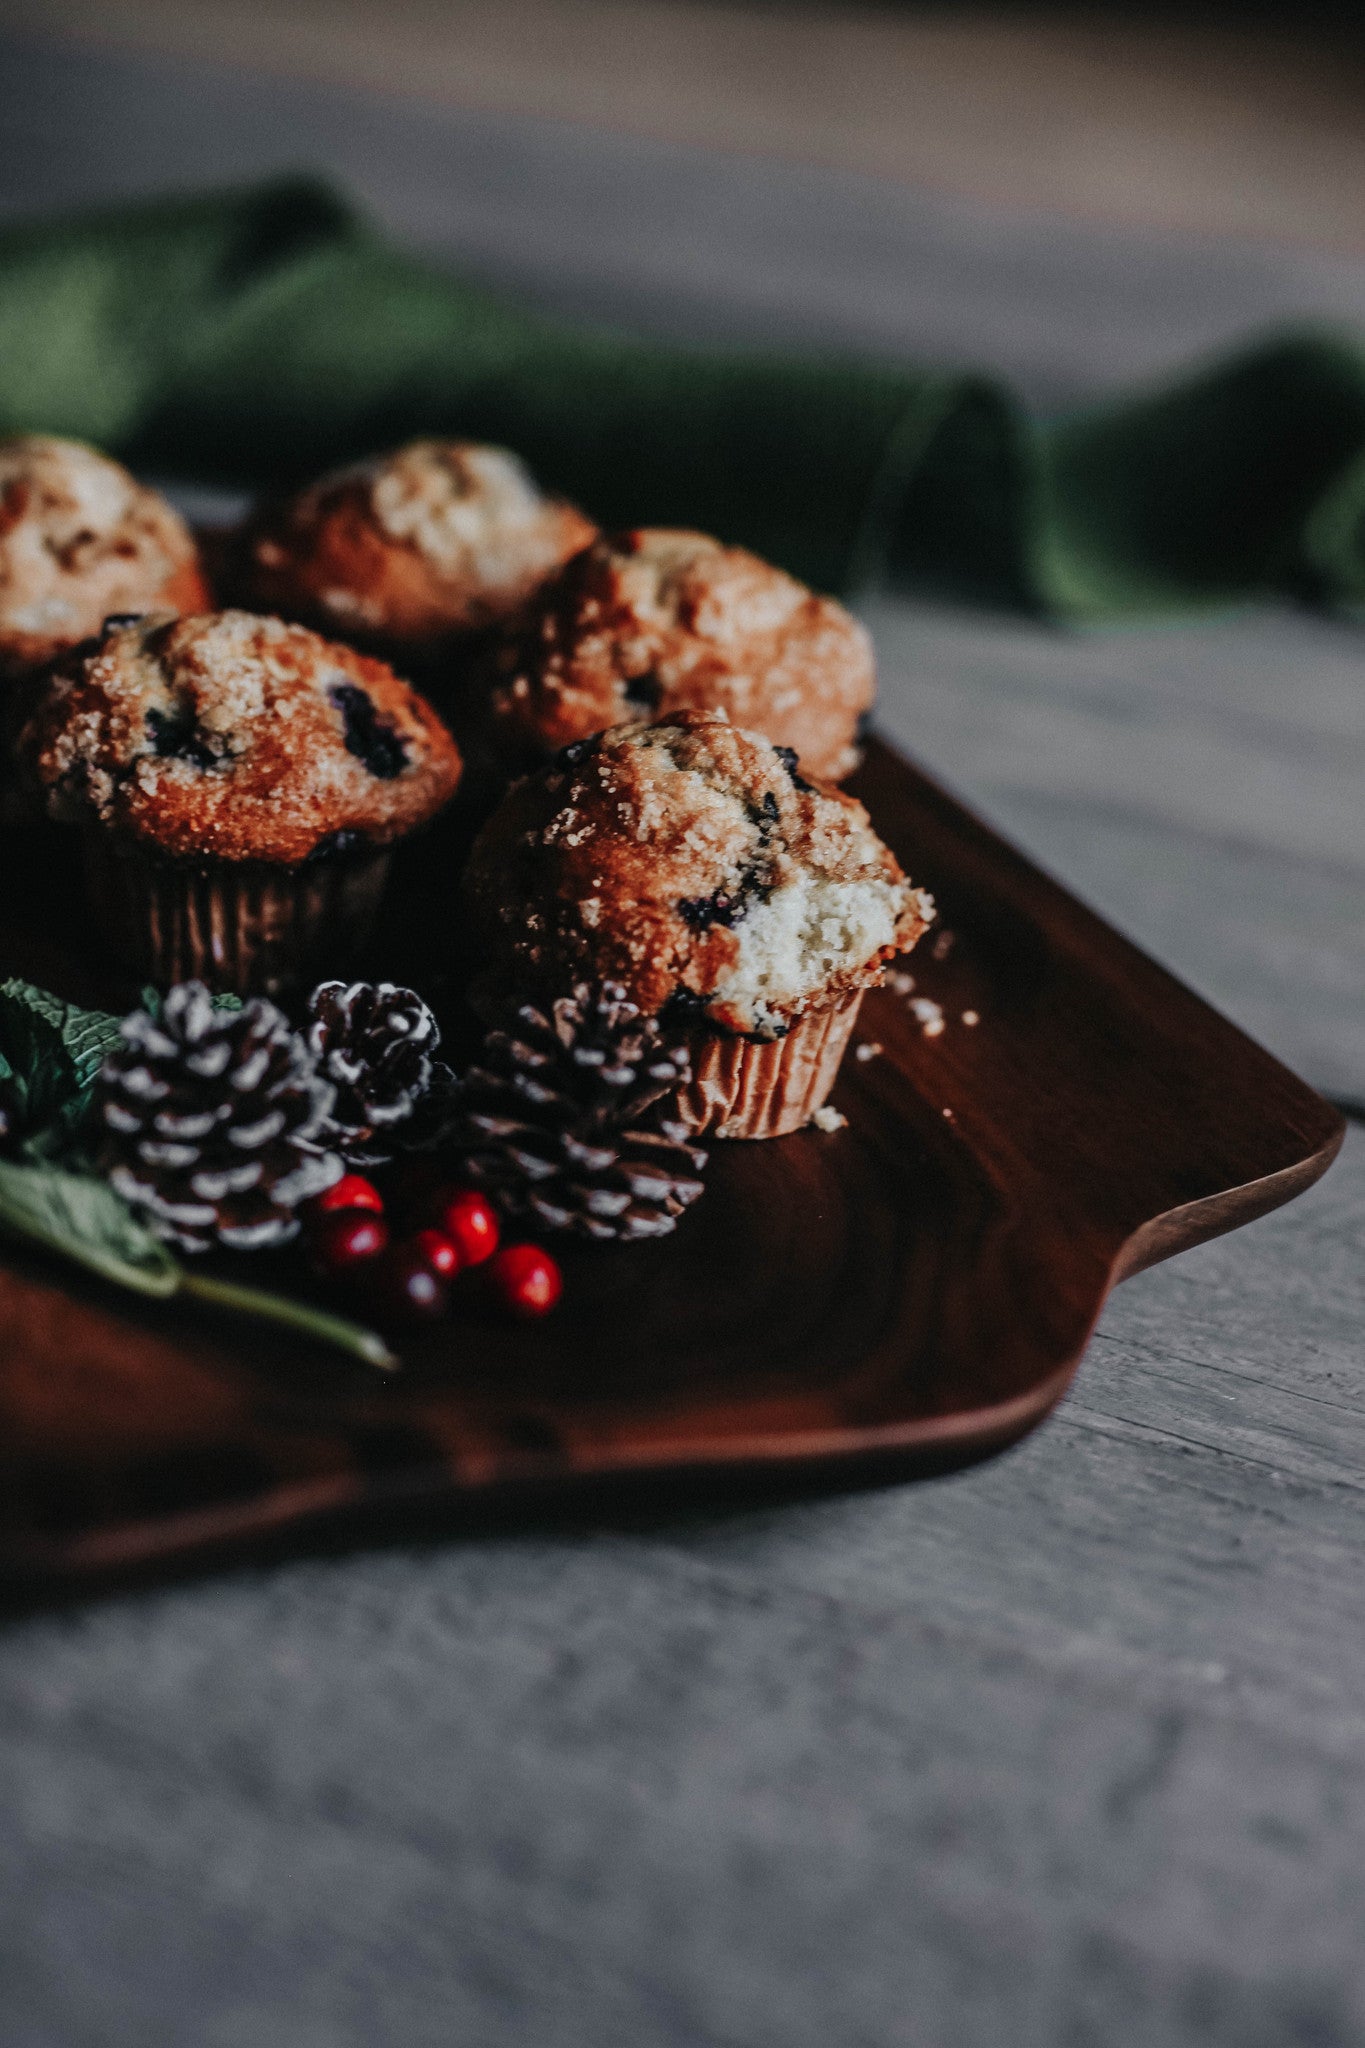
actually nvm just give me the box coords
[16,0,1365,252]
[0,739,1342,1584]
[4,28,1363,1113]
[2,35,1365,2048]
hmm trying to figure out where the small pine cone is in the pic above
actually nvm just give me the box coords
[453,982,707,1241]
[306,980,447,1165]
[96,981,342,1253]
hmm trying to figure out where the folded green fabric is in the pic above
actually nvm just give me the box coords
[4,175,1365,619]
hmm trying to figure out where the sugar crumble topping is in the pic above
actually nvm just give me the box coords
[23,609,462,864]
[487,528,875,784]
[465,713,933,1034]
[0,435,204,666]
[241,440,595,643]
[368,443,556,569]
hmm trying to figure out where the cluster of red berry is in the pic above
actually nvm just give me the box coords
[304,1174,563,1324]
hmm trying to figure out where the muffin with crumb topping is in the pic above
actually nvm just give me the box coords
[463,712,931,1138]
[20,610,463,994]
[481,528,875,788]
[232,441,596,659]
[0,436,210,677]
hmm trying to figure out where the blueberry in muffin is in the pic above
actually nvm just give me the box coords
[231,441,597,657]
[480,528,876,788]
[0,436,210,678]
[20,610,463,994]
[463,712,932,1138]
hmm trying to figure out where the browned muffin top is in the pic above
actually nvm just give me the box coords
[484,528,876,784]
[0,436,210,675]
[464,712,931,1037]
[235,440,598,647]
[22,610,463,866]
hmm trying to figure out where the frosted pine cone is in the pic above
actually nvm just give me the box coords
[453,983,707,1240]
[306,979,447,1165]
[95,981,342,1252]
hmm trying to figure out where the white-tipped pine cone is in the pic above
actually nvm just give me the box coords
[306,979,447,1165]
[96,981,341,1252]
[453,983,707,1241]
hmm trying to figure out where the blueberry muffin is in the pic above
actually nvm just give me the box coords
[232,441,597,656]
[0,436,210,677]
[463,712,932,1138]
[481,529,876,787]
[20,610,463,994]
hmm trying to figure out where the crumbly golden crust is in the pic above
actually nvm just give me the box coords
[483,529,876,784]
[21,610,463,866]
[464,713,931,1036]
[0,437,210,676]
[233,441,597,647]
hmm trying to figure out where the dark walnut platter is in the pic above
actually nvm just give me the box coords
[0,737,1343,1586]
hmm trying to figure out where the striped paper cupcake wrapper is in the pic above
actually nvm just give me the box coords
[81,833,391,999]
[674,991,864,1140]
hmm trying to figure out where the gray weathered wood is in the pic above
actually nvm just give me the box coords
[6,30,1365,408]
[0,29,1362,2048]
[865,599,1365,1102]
[2,27,1361,1100]
[2,1133,1362,2048]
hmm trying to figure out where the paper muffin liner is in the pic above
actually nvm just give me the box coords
[80,832,391,998]
[672,990,864,1140]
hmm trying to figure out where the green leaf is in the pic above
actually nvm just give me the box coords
[139,984,244,1021]
[0,977,124,1154]
[0,1155,396,1363]
[179,1270,397,1370]
[0,1155,180,1296]
[61,1002,127,1095]
[0,976,249,1163]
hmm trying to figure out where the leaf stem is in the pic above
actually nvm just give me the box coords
[179,1270,399,1371]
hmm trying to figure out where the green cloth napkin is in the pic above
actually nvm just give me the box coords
[5,175,1365,618]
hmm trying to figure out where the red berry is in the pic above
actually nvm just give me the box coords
[412,1227,461,1279]
[432,1188,500,1267]
[310,1173,384,1218]
[488,1243,563,1319]
[310,1210,389,1276]
[371,1241,449,1322]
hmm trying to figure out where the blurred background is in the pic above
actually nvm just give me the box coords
[14,0,1365,1048]
[5,0,1365,411]
[4,0,1365,253]
[5,1,1365,236]
[4,15,1365,2048]
[1,0,1362,1094]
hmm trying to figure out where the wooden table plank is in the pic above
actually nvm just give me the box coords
[14,0,1365,253]
[866,599,1365,1103]
[4,29,1363,1101]
[5,27,1365,410]
[2,1134,1361,2046]
[0,29,1362,2048]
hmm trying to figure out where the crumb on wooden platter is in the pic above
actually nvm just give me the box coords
[909,997,945,1039]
